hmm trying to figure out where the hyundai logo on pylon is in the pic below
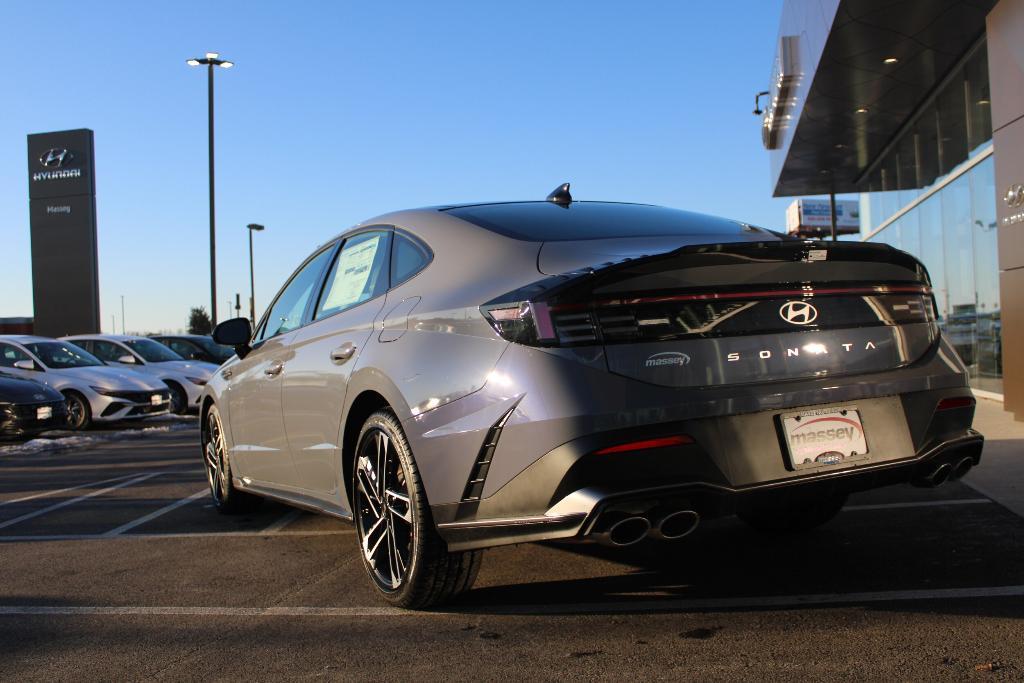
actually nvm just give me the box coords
[39,148,74,168]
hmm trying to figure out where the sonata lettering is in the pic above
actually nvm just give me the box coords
[726,340,878,362]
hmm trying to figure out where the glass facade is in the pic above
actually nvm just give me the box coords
[858,41,1002,395]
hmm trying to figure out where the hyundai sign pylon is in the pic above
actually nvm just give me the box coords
[27,129,101,336]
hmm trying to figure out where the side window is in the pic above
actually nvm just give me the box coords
[0,343,29,367]
[169,340,197,359]
[391,232,431,286]
[90,340,126,363]
[255,246,336,344]
[315,230,391,320]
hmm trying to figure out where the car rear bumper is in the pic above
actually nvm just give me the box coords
[436,429,983,552]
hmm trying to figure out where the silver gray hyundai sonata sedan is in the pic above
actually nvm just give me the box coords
[202,186,982,608]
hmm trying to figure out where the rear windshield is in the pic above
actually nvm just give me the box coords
[445,201,770,242]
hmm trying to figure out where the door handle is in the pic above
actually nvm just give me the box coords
[330,343,356,365]
[264,360,284,378]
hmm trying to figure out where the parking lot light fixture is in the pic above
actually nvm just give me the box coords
[247,223,265,325]
[187,51,234,327]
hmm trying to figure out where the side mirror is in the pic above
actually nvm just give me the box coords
[213,317,253,359]
[13,359,37,371]
[117,355,137,364]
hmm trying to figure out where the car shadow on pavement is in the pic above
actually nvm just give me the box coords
[453,503,1024,616]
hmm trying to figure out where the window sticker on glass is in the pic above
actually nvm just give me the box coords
[322,235,382,312]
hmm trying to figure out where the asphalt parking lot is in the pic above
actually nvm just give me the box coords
[1,402,1023,681]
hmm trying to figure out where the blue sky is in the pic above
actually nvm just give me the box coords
[2,0,804,332]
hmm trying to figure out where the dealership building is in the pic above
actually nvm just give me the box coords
[762,0,1024,419]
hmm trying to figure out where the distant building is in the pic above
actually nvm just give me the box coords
[0,318,34,335]
[785,198,860,238]
[760,0,1021,418]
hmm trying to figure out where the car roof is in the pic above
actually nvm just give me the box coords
[328,201,773,246]
[0,335,58,344]
[151,334,209,340]
[62,334,145,342]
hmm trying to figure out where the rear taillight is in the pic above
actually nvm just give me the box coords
[593,435,694,455]
[481,302,557,345]
[482,284,934,347]
[936,396,976,411]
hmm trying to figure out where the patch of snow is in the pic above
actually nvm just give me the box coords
[0,418,197,457]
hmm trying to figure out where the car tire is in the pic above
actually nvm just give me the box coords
[352,410,482,609]
[166,382,188,415]
[64,391,91,431]
[738,493,848,534]
[203,404,262,514]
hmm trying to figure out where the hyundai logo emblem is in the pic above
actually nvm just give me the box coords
[39,148,73,168]
[779,300,818,325]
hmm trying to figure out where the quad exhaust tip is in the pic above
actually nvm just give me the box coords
[593,508,701,546]
[602,516,651,547]
[950,456,975,481]
[650,509,700,541]
[915,456,976,488]
[927,463,953,487]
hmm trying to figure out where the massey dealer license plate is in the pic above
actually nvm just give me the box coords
[782,406,868,469]
[36,405,52,420]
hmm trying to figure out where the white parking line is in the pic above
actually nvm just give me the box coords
[1,584,1024,617]
[262,509,304,533]
[0,473,160,531]
[844,498,993,512]
[0,473,137,508]
[0,529,355,542]
[102,490,209,537]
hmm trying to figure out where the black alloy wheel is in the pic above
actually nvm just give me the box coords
[353,410,482,608]
[64,392,90,430]
[203,405,261,514]
[355,422,414,591]
[167,383,188,415]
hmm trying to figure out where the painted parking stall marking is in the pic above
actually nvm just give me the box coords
[0,472,160,531]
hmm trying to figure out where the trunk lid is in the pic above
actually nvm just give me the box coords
[542,240,938,387]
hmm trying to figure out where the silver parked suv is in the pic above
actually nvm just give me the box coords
[201,189,982,608]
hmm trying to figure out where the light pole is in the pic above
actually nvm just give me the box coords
[247,223,265,324]
[187,51,234,326]
[120,295,126,334]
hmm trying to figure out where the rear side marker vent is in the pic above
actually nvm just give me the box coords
[460,403,519,503]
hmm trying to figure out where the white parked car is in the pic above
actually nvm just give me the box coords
[0,335,171,430]
[62,335,217,415]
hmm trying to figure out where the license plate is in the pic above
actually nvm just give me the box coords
[781,406,868,469]
[151,394,164,405]
[37,405,53,420]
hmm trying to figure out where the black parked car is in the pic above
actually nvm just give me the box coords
[0,371,68,440]
[150,334,234,365]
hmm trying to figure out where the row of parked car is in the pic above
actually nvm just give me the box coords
[0,333,234,439]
